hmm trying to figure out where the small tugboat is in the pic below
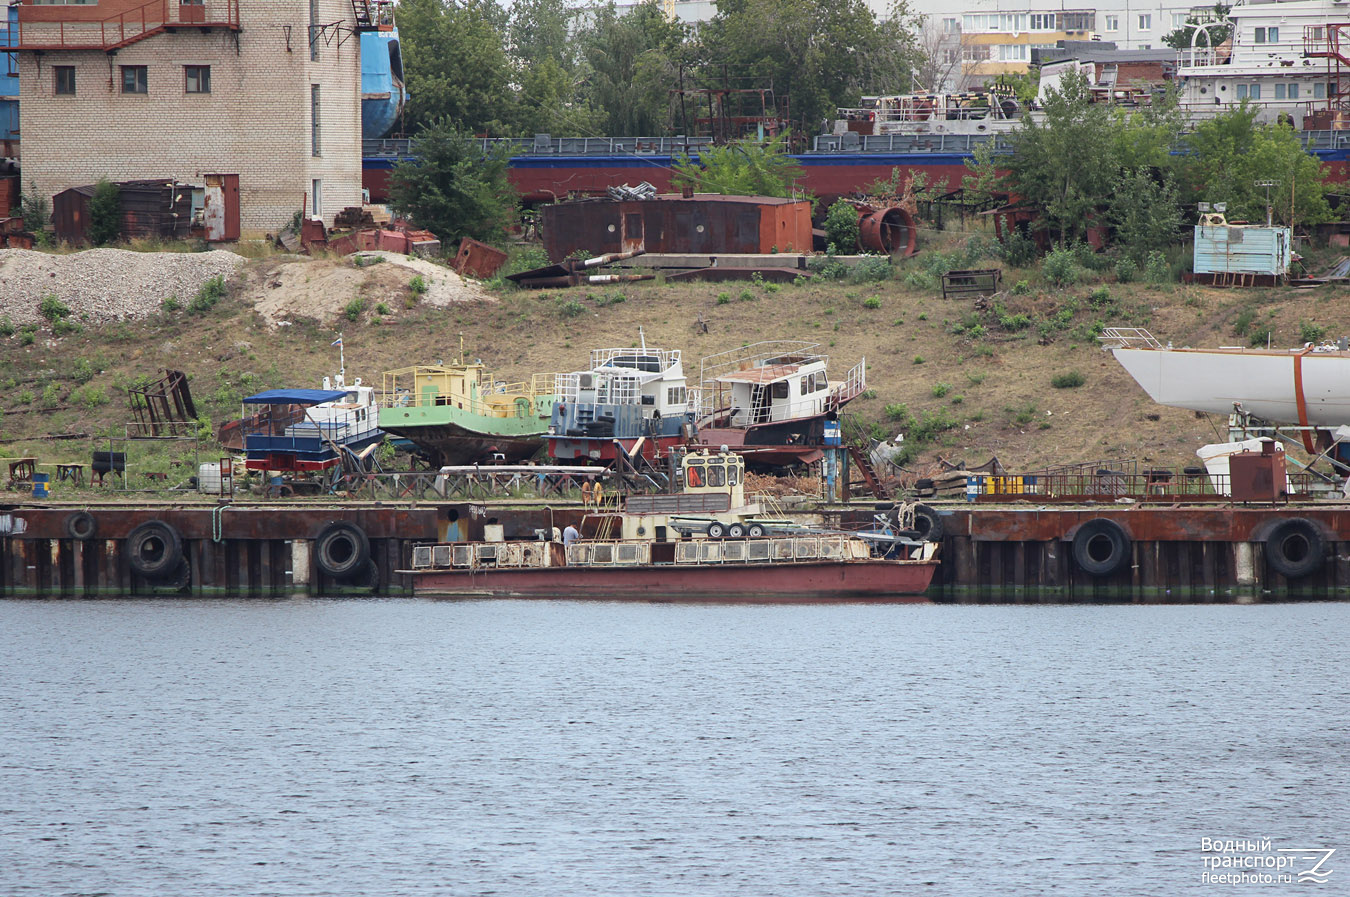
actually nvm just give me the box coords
[548,332,696,464]
[695,341,867,467]
[379,347,557,466]
[402,448,939,601]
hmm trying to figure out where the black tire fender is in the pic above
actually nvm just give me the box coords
[126,520,184,579]
[912,504,944,542]
[314,521,371,580]
[1265,517,1324,579]
[65,511,97,541]
[1071,518,1131,577]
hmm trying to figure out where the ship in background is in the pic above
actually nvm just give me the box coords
[359,0,406,140]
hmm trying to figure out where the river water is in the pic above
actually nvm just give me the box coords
[1,599,1345,897]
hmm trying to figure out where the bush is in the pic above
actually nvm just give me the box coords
[189,276,227,313]
[162,296,181,313]
[862,296,882,309]
[997,231,1038,268]
[1233,308,1256,337]
[1299,320,1328,345]
[913,355,925,364]
[72,384,109,408]
[88,179,121,246]
[0,317,11,337]
[1114,256,1138,283]
[824,200,860,252]
[376,302,391,315]
[1007,402,1038,426]
[849,256,892,283]
[739,289,755,302]
[909,408,959,442]
[1144,250,1171,284]
[344,297,366,322]
[1088,286,1111,307]
[53,318,82,337]
[931,381,952,398]
[556,298,585,318]
[1051,371,1086,389]
[716,292,731,305]
[1012,279,1031,295]
[1249,327,1272,348]
[39,294,71,322]
[72,357,96,385]
[1041,248,1081,286]
[884,403,912,426]
[409,275,428,295]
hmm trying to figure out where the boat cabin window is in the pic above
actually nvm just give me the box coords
[771,381,790,400]
[666,386,686,406]
[345,391,358,402]
[707,463,726,487]
[727,462,739,485]
[686,461,704,487]
[812,371,827,391]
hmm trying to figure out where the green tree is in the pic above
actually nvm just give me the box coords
[387,119,519,243]
[1110,170,1183,261]
[88,179,121,246]
[824,199,860,251]
[671,135,806,197]
[577,1,687,136]
[1184,102,1334,228]
[699,0,921,131]
[1000,71,1117,246]
[1163,4,1231,51]
[398,0,516,135]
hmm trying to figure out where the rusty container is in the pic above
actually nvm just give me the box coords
[858,206,917,257]
[1229,442,1287,503]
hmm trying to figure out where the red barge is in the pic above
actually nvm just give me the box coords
[402,449,938,601]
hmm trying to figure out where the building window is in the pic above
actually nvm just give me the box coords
[1172,13,1188,28]
[1030,13,1055,31]
[1289,83,1299,98]
[54,65,76,95]
[1138,14,1151,31]
[943,48,961,65]
[942,17,959,34]
[184,65,210,93]
[120,65,147,94]
[311,84,321,156]
[1061,12,1093,31]
[1250,84,1261,99]
[312,179,323,218]
[310,0,320,61]
[997,44,1029,62]
[1105,15,1118,32]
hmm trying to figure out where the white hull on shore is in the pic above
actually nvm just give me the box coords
[1111,346,1350,427]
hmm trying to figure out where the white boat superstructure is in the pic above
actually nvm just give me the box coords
[697,341,865,427]
[1102,327,1350,427]
[1176,0,1350,129]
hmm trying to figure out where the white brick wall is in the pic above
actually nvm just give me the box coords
[18,0,363,236]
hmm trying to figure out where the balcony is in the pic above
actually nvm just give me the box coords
[17,0,240,52]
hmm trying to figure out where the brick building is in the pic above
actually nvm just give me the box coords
[14,0,366,237]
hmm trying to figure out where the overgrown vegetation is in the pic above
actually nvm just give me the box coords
[88,179,122,247]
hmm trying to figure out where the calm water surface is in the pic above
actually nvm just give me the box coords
[1,599,1346,897]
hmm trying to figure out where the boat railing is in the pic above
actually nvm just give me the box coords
[674,534,869,564]
[1098,327,1164,350]
[382,367,556,417]
[411,541,555,570]
[965,465,1322,504]
[828,358,867,408]
[696,340,825,416]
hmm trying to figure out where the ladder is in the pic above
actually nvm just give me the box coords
[351,0,374,29]
[847,444,890,500]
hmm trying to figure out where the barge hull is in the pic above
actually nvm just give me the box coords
[407,559,937,601]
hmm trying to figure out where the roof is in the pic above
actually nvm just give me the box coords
[243,388,348,406]
[716,363,806,384]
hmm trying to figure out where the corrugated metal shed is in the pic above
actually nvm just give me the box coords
[1193,224,1291,276]
[53,179,194,244]
[541,194,813,263]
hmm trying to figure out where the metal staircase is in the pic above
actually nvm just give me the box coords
[847,444,890,500]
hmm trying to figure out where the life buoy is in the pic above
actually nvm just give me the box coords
[314,521,370,580]
[911,504,944,542]
[65,511,97,541]
[1071,518,1131,577]
[1265,518,1324,579]
[126,520,184,579]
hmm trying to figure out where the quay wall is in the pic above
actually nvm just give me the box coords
[1,502,1347,600]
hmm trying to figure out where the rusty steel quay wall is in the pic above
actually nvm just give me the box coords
[0,504,440,597]
[922,506,1350,602]
[3,502,1349,601]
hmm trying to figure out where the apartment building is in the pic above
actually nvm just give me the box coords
[14,0,367,238]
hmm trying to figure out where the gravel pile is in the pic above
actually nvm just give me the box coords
[0,248,246,325]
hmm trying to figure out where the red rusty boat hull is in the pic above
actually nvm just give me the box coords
[408,559,937,601]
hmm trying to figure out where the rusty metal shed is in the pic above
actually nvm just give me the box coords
[541,194,813,262]
[53,179,194,245]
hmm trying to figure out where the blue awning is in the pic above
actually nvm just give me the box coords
[242,388,348,406]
